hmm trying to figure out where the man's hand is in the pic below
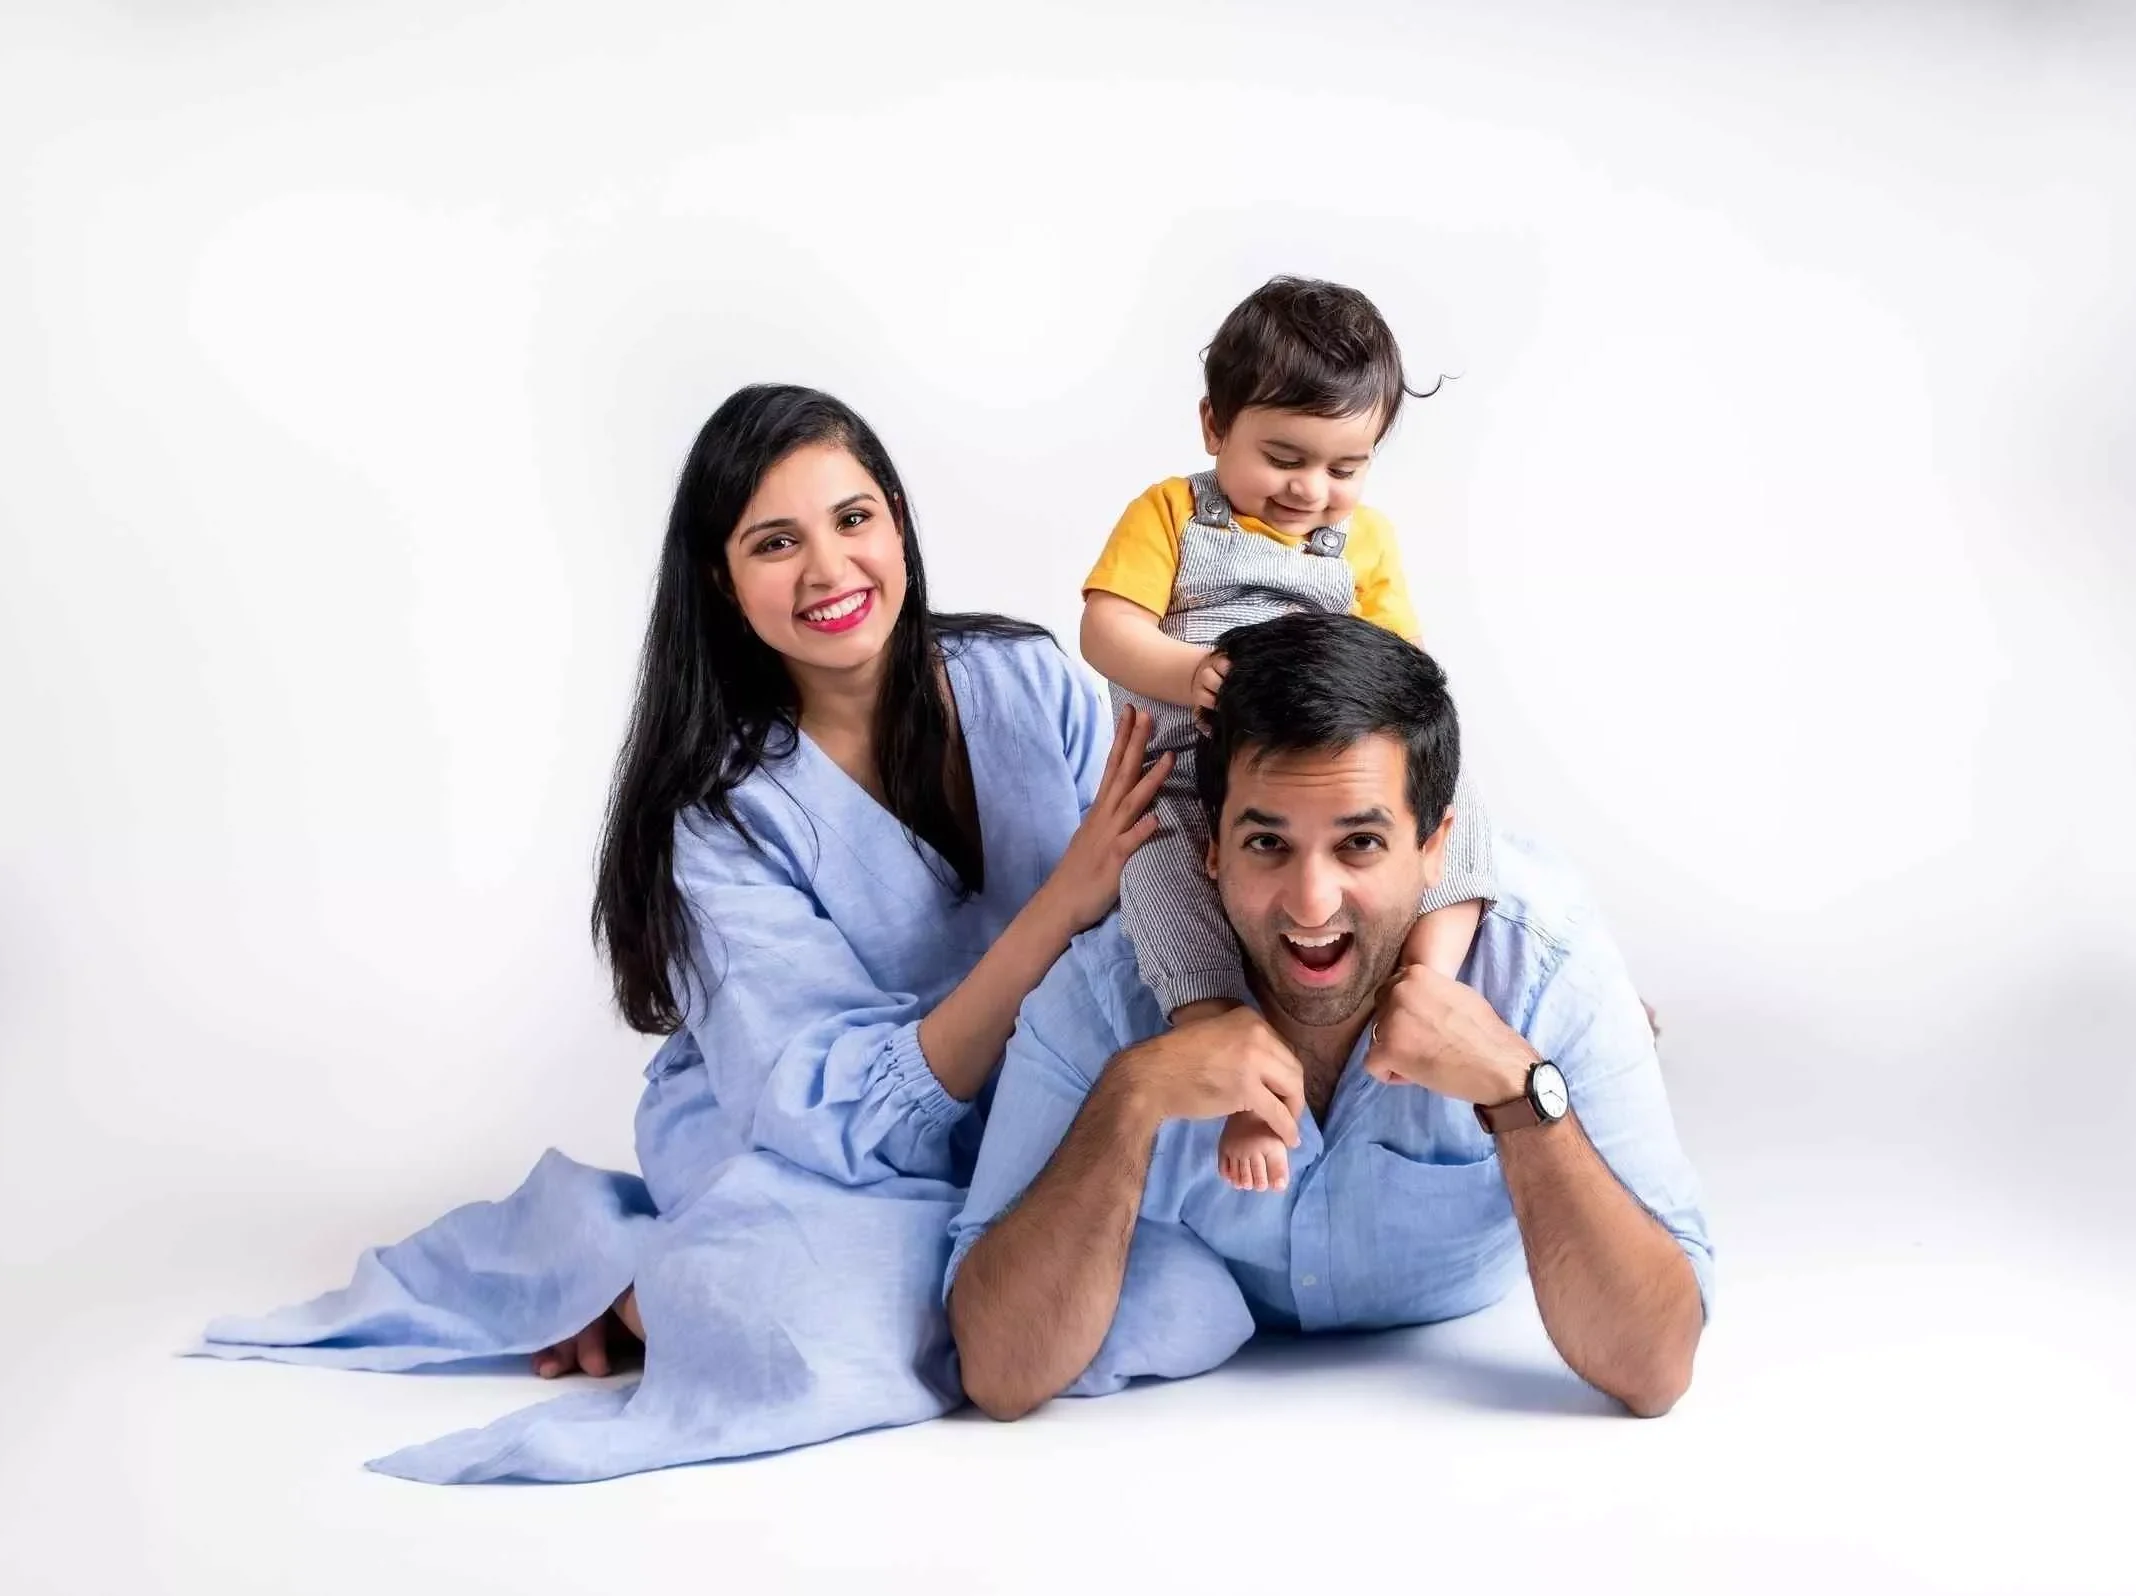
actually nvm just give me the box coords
[950,1009,1301,1422]
[1363,963,1538,1107]
[1366,963,1705,1415]
[1121,1006,1305,1147]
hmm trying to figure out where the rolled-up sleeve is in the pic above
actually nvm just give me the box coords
[1524,911,1717,1315]
[673,815,974,1188]
[946,940,1257,1390]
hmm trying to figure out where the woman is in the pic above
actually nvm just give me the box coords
[199,385,1168,1482]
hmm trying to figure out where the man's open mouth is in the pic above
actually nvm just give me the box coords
[1280,929,1354,984]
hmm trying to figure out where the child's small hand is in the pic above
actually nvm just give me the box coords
[1189,650,1230,715]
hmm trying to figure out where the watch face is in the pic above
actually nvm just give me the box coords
[1530,1062,1569,1120]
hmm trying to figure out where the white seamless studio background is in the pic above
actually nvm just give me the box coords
[2,1,2132,1592]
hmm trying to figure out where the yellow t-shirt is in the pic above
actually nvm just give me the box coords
[1082,477,1421,642]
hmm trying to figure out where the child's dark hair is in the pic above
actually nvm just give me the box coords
[1202,276,1442,443]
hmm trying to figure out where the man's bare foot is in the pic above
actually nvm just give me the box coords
[1217,1109,1291,1193]
[533,1289,643,1378]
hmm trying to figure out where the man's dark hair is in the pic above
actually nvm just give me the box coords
[1195,612,1461,843]
[1202,276,1443,443]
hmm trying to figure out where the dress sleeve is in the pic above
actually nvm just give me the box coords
[672,811,975,1187]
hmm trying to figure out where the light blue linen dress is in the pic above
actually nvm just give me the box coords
[196,630,1107,1482]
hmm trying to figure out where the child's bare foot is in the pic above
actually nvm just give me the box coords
[1217,1110,1291,1193]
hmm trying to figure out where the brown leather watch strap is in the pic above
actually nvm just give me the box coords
[1474,1092,1542,1134]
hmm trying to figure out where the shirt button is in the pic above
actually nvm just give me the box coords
[1300,1274,1319,1287]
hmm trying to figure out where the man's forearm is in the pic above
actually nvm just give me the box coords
[949,1064,1160,1420]
[1497,1114,1704,1416]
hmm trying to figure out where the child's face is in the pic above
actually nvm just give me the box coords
[1201,402,1383,533]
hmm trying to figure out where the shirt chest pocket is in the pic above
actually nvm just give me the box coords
[1337,1142,1520,1325]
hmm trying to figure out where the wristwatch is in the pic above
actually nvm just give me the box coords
[1474,1060,1570,1134]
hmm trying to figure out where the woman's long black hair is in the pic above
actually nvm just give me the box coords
[593,384,1046,1034]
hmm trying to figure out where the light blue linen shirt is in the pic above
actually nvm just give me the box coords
[947,833,1713,1394]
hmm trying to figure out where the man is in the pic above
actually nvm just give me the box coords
[947,612,1712,1420]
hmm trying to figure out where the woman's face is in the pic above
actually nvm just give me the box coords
[723,441,908,678]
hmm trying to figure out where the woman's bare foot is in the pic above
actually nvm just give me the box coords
[1217,1109,1291,1193]
[533,1288,643,1378]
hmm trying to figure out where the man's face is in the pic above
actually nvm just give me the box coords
[1207,734,1452,1030]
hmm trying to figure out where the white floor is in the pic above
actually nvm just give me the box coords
[3,1145,2129,1596]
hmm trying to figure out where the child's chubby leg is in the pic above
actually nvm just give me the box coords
[1116,729,1298,1195]
[1402,898,1482,979]
[1170,997,1294,1195]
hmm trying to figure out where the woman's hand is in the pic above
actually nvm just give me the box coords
[1042,707,1172,933]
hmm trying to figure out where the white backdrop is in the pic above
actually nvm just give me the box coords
[3,2,2133,1591]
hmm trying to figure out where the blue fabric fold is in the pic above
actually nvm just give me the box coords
[366,1154,963,1483]
[196,1150,657,1372]
[192,633,1112,1481]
